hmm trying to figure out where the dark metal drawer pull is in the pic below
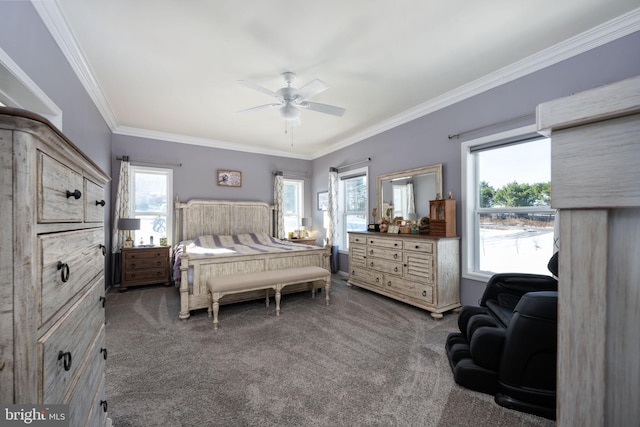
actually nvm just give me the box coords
[99,244,106,256]
[58,351,72,371]
[100,296,106,308]
[57,261,70,282]
[100,400,108,413]
[100,348,108,360]
[66,189,82,199]
[95,199,106,206]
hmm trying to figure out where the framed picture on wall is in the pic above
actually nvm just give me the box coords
[217,170,242,187]
[317,191,328,211]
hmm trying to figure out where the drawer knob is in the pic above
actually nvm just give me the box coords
[369,250,374,255]
[387,281,392,286]
[100,347,108,360]
[375,277,380,283]
[393,254,398,259]
[58,351,72,371]
[56,261,70,282]
[95,199,106,206]
[394,266,398,272]
[394,243,398,247]
[370,262,374,267]
[100,400,108,413]
[65,189,82,200]
[99,244,107,256]
[415,245,419,249]
[422,290,427,297]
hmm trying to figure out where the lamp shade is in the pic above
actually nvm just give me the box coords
[301,217,312,227]
[118,218,140,231]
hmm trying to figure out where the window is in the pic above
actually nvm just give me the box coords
[129,166,173,246]
[283,179,304,236]
[462,125,555,280]
[337,167,368,250]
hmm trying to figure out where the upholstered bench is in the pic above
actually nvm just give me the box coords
[207,266,331,329]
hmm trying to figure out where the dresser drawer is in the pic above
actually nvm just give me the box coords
[367,257,403,277]
[38,152,84,223]
[84,179,106,222]
[384,276,434,304]
[404,240,434,254]
[349,267,383,288]
[39,228,105,325]
[367,246,402,261]
[349,234,367,245]
[66,325,106,427]
[39,278,105,404]
[85,374,108,427]
[366,236,403,249]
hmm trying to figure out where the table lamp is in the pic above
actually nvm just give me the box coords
[301,217,312,238]
[118,218,140,248]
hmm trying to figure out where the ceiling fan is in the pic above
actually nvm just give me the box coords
[237,72,345,126]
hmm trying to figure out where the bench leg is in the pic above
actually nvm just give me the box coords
[212,292,221,330]
[207,291,213,318]
[324,277,331,306]
[265,289,270,307]
[275,285,282,316]
[311,281,315,299]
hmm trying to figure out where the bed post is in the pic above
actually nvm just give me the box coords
[179,252,191,320]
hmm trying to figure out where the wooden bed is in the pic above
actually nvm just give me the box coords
[173,198,330,319]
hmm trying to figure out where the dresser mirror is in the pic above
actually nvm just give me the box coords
[377,163,442,221]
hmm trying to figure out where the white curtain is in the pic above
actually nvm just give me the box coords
[327,168,339,273]
[407,181,416,217]
[327,168,338,246]
[273,172,285,239]
[112,158,131,252]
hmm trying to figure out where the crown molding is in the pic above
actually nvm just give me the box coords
[114,126,314,160]
[32,2,639,160]
[32,0,119,131]
[314,7,640,158]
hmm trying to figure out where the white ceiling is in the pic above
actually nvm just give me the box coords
[42,1,639,159]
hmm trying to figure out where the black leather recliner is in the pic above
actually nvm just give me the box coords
[445,253,559,419]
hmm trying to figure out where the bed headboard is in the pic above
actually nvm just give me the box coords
[174,198,274,242]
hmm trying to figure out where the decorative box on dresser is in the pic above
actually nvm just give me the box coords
[120,246,172,291]
[347,232,460,319]
[536,76,640,427]
[0,108,112,426]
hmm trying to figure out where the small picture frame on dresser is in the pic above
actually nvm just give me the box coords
[387,225,400,234]
[123,240,133,248]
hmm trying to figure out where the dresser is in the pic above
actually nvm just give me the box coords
[347,232,460,319]
[0,108,111,426]
[120,246,171,291]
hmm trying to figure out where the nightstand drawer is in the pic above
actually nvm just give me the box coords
[124,257,168,270]
[123,268,168,283]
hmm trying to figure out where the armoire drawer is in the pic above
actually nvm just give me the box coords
[38,152,84,223]
[84,179,106,222]
[66,325,106,427]
[39,228,105,325]
[39,278,105,403]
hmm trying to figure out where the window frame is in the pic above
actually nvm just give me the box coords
[337,166,368,252]
[461,125,554,281]
[128,165,174,246]
[282,178,304,236]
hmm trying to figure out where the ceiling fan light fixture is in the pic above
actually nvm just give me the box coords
[280,102,301,121]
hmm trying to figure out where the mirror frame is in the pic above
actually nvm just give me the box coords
[376,163,443,221]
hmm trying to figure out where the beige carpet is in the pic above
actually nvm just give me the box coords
[105,277,553,427]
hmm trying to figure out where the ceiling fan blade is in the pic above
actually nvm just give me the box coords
[237,80,279,98]
[295,79,328,100]
[298,101,345,117]
[238,103,281,114]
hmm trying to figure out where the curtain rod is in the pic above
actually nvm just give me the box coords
[332,157,371,171]
[117,156,182,167]
[448,113,533,140]
[272,170,310,178]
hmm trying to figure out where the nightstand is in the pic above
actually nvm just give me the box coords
[288,238,317,245]
[120,246,171,292]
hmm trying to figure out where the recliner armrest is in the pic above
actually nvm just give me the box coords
[470,326,506,372]
[480,273,558,309]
